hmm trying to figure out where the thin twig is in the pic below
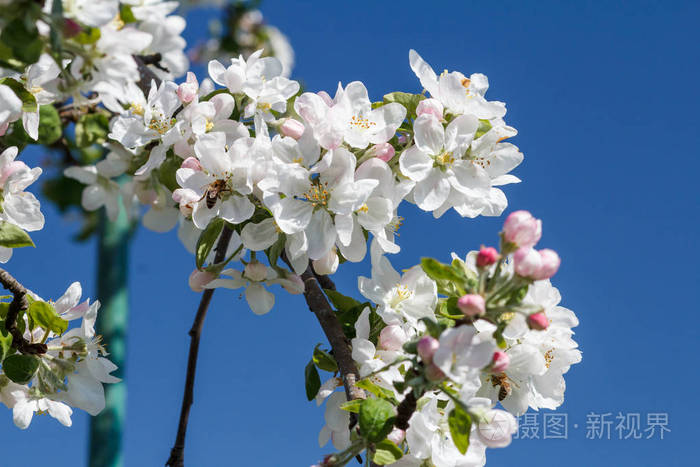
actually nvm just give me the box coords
[165,226,234,467]
[0,268,47,355]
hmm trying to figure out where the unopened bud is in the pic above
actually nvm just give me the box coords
[477,246,500,267]
[457,294,485,317]
[63,19,82,38]
[513,247,541,278]
[490,351,510,373]
[312,248,338,276]
[181,156,202,171]
[379,325,408,351]
[417,336,439,364]
[244,261,268,282]
[0,122,8,137]
[416,98,444,120]
[527,311,549,331]
[177,72,199,104]
[503,210,542,249]
[188,269,216,292]
[279,118,305,139]
[369,142,395,162]
[532,249,560,280]
[387,427,405,445]
[425,363,446,381]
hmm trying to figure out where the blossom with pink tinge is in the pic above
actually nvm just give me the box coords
[279,118,305,139]
[244,261,268,282]
[180,157,202,171]
[457,294,485,317]
[188,269,216,292]
[416,98,444,120]
[503,210,542,248]
[177,72,199,104]
[369,142,395,162]
[379,325,407,351]
[533,248,560,280]
[513,247,541,278]
[417,336,439,364]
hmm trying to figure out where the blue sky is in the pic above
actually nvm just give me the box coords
[2,1,699,466]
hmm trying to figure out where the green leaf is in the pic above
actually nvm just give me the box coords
[372,440,404,465]
[2,354,40,384]
[120,4,137,23]
[419,317,445,339]
[448,406,472,455]
[0,77,36,112]
[75,112,110,147]
[0,19,42,64]
[74,26,101,45]
[0,221,34,248]
[383,92,425,118]
[324,289,363,313]
[37,105,62,144]
[265,233,286,268]
[195,218,224,269]
[359,398,397,442]
[312,344,338,373]
[0,320,13,362]
[304,359,320,401]
[339,399,363,413]
[420,258,464,283]
[356,379,398,405]
[475,119,493,139]
[156,152,182,193]
[27,301,67,335]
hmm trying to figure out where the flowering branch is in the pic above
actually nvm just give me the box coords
[0,268,47,355]
[166,226,234,467]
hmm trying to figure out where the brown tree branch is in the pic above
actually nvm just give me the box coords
[166,226,234,467]
[0,268,47,355]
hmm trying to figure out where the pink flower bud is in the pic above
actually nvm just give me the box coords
[490,351,510,373]
[177,72,199,104]
[0,122,8,137]
[181,157,202,171]
[425,363,446,381]
[513,247,541,278]
[387,427,405,445]
[379,325,408,351]
[245,262,268,282]
[63,19,82,38]
[527,311,549,331]
[172,189,199,217]
[417,336,439,364]
[188,269,216,292]
[457,294,485,317]
[312,248,338,275]
[477,246,500,267]
[0,160,26,186]
[279,118,305,139]
[532,249,560,280]
[416,98,444,120]
[503,210,542,249]
[369,142,395,162]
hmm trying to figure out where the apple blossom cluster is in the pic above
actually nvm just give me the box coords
[0,147,119,430]
[309,212,581,466]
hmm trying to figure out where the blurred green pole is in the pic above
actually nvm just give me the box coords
[88,206,131,467]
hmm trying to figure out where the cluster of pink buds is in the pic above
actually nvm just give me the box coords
[503,210,560,281]
[417,336,445,381]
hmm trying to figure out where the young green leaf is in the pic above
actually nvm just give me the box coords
[420,258,464,283]
[27,301,68,335]
[195,218,224,269]
[0,221,34,248]
[356,379,398,405]
[37,105,62,144]
[447,406,472,455]
[312,344,338,373]
[339,399,363,413]
[372,439,404,465]
[359,398,396,442]
[0,320,13,362]
[3,354,40,384]
[323,289,363,313]
[304,359,321,401]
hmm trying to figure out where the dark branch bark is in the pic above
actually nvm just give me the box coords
[166,226,234,467]
[133,55,163,96]
[0,268,47,355]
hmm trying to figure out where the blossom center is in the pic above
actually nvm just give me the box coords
[302,181,330,207]
[349,115,376,130]
[435,151,455,167]
[389,284,412,307]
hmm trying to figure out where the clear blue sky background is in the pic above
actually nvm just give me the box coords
[2,1,699,466]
